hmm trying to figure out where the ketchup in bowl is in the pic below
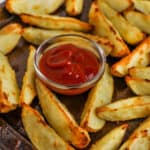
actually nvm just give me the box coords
[39,44,100,86]
[34,34,105,95]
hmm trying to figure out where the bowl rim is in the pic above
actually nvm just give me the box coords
[34,34,106,90]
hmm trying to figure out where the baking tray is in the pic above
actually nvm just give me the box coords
[0,0,144,149]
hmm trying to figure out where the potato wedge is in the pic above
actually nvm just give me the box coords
[119,117,150,150]
[23,27,113,56]
[89,2,130,57]
[22,105,74,150]
[0,52,19,113]
[0,23,22,55]
[133,0,150,14]
[124,10,150,34]
[20,14,92,32]
[129,66,150,80]
[90,124,128,150]
[111,37,150,77]
[6,0,64,15]
[36,79,90,149]
[97,0,145,45]
[19,46,36,106]
[96,96,150,121]
[125,76,150,95]
[66,0,83,16]
[103,0,133,12]
[80,64,114,132]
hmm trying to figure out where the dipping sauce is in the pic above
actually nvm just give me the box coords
[39,44,100,86]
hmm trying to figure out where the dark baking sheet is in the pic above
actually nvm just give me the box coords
[0,0,144,149]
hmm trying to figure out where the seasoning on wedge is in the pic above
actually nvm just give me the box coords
[0,52,20,113]
[36,78,91,149]
[96,96,150,121]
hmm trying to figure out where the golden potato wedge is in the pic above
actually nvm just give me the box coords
[125,76,150,95]
[97,0,145,45]
[103,0,133,12]
[96,96,150,121]
[80,64,114,132]
[6,0,64,15]
[129,66,150,80]
[66,0,83,16]
[22,105,74,150]
[90,124,128,150]
[124,10,150,34]
[133,0,150,14]
[119,117,150,150]
[0,23,22,55]
[23,27,113,56]
[36,79,91,149]
[89,2,130,57]
[20,14,92,32]
[111,37,150,77]
[0,52,20,113]
[19,46,36,106]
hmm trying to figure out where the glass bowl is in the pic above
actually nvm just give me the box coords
[34,34,106,95]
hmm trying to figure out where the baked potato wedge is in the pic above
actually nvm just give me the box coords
[66,0,83,16]
[6,0,64,15]
[89,2,130,57]
[20,14,92,32]
[19,46,36,106]
[22,104,74,150]
[0,23,22,55]
[124,10,150,34]
[96,96,150,121]
[97,0,145,45]
[90,124,128,150]
[133,0,150,14]
[80,64,114,132]
[111,37,150,77]
[103,0,133,12]
[23,27,113,56]
[129,66,150,80]
[0,52,20,113]
[119,117,150,150]
[125,76,150,96]
[36,79,91,149]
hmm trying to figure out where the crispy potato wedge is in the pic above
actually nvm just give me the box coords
[89,2,130,57]
[97,0,145,45]
[19,46,36,106]
[103,0,133,12]
[36,79,91,149]
[96,96,150,121]
[22,105,74,150]
[129,66,150,80]
[119,117,150,150]
[66,0,83,16]
[111,37,150,77]
[90,124,128,150]
[0,52,19,113]
[80,64,114,132]
[125,76,150,95]
[6,0,64,15]
[23,27,113,56]
[20,14,92,32]
[133,0,150,14]
[124,10,150,34]
[0,23,22,55]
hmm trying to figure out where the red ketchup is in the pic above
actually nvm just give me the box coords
[39,44,100,86]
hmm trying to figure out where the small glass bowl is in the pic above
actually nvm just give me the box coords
[34,34,106,95]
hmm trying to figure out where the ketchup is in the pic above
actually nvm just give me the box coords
[39,44,100,86]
